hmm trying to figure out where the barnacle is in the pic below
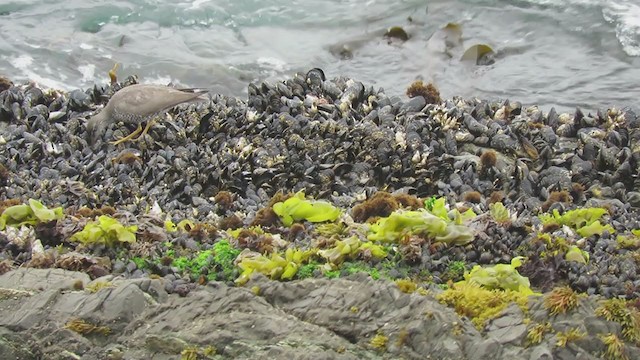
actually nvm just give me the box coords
[430,106,458,131]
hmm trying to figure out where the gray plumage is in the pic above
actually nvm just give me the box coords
[87,84,208,144]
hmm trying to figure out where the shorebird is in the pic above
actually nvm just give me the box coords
[87,83,209,145]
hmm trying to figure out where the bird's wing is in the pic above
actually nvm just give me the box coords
[113,86,208,118]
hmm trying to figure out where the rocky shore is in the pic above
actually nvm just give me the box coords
[1,70,640,359]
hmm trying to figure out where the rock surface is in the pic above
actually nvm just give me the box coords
[0,268,639,359]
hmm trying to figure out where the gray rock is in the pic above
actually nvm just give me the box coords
[486,304,527,345]
[0,268,90,292]
[528,345,553,360]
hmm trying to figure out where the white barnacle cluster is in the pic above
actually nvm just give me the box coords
[233,136,254,160]
[2,225,35,250]
[429,105,458,131]
[605,107,626,128]
[411,149,430,167]
[362,94,378,115]
[395,130,407,150]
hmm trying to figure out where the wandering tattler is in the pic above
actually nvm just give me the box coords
[87,84,209,145]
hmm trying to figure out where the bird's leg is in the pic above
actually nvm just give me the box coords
[110,124,143,145]
[137,118,157,140]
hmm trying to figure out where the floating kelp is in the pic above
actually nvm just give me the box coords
[461,44,495,65]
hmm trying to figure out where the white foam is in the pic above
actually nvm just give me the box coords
[256,57,288,72]
[9,54,34,69]
[524,0,640,57]
[603,1,640,56]
[78,64,96,83]
[79,43,94,50]
[189,0,210,10]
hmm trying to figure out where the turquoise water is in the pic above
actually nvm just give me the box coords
[0,0,639,112]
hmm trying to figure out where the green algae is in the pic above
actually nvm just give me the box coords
[318,236,386,265]
[272,191,341,226]
[539,207,615,237]
[367,197,475,244]
[71,215,137,246]
[235,247,316,285]
[170,240,240,281]
[165,218,196,232]
[489,201,511,225]
[0,199,63,230]
[464,256,537,295]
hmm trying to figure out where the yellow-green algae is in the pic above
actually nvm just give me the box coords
[272,191,341,226]
[368,209,474,244]
[555,327,586,347]
[526,322,552,346]
[600,333,629,360]
[71,215,137,246]
[539,207,614,237]
[543,286,581,316]
[235,247,317,285]
[0,199,63,230]
[437,257,538,329]
[595,298,640,345]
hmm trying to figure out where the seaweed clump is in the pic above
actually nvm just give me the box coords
[544,286,581,316]
[406,80,441,105]
[595,298,640,345]
[272,191,341,227]
[437,257,538,329]
[71,215,137,246]
[64,318,111,336]
[600,333,629,360]
[555,327,586,347]
[235,247,317,285]
[0,199,63,230]
[367,198,475,246]
[352,191,422,223]
[539,207,614,237]
[526,322,552,346]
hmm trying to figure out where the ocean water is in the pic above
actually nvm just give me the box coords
[0,0,639,113]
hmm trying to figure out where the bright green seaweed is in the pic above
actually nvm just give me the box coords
[0,199,64,230]
[71,215,137,246]
[272,191,341,226]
